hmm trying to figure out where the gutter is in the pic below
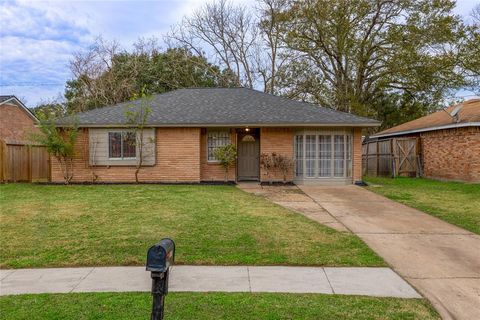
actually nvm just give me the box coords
[370,122,480,139]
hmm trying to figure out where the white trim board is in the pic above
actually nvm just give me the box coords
[371,122,480,139]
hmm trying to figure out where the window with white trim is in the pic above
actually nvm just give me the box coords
[207,130,230,162]
[108,131,136,159]
[294,131,352,179]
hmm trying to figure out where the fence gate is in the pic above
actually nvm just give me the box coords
[362,137,420,177]
[0,140,50,182]
[392,138,418,177]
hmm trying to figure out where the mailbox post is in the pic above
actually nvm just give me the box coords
[146,238,175,320]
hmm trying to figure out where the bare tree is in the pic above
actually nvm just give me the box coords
[124,94,154,183]
[256,0,290,94]
[166,0,260,88]
[472,4,480,24]
[69,36,136,111]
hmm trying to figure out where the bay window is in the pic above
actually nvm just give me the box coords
[294,131,353,179]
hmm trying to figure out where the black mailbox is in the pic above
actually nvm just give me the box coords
[146,238,175,320]
[146,238,175,272]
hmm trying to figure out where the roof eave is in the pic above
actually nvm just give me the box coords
[0,96,39,122]
[370,122,480,139]
[56,122,381,128]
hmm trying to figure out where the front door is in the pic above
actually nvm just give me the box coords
[237,130,260,181]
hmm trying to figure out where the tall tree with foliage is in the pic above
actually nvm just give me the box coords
[458,4,480,94]
[276,0,469,116]
[33,98,68,120]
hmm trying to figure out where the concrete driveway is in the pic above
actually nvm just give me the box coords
[298,185,480,320]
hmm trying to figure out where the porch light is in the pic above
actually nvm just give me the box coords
[245,127,250,132]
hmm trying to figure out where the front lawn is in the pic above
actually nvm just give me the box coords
[0,184,383,268]
[0,292,440,320]
[365,177,480,234]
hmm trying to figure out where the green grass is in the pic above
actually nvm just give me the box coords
[0,184,384,268]
[365,177,480,234]
[0,292,440,320]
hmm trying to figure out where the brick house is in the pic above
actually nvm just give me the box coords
[0,95,39,144]
[370,99,480,183]
[54,88,379,184]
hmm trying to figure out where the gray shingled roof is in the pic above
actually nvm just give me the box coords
[0,95,14,103]
[59,88,379,127]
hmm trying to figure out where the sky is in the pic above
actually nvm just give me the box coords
[0,0,478,107]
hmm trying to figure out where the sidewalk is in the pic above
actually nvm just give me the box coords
[0,266,419,298]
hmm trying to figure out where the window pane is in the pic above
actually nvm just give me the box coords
[295,135,303,177]
[122,132,136,158]
[318,135,332,177]
[334,135,345,177]
[109,132,122,158]
[346,135,352,177]
[306,135,316,177]
[207,130,230,161]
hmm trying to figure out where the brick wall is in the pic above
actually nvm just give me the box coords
[200,129,236,181]
[51,126,367,184]
[51,128,201,183]
[421,126,480,182]
[260,127,294,182]
[353,127,363,182]
[0,103,38,144]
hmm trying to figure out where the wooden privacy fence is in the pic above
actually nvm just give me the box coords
[362,137,421,177]
[0,140,50,182]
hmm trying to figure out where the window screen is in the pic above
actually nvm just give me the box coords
[295,135,303,177]
[334,135,345,177]
[318,135,332,177]
[306,135,316,177]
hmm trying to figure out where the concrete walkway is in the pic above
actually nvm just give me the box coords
[0,266,419,298]
[297,185,480,320]
[237,182,349,232]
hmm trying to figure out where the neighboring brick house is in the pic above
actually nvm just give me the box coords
[54,88,379,184]
[370,99,480,183]
[0,95,39,144]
